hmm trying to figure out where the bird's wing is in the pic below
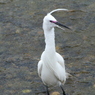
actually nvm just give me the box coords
[37,60,43,77]
[56,52,65,68]
[56,52,70,79]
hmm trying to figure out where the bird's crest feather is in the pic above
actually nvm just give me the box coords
[48,8,69,15]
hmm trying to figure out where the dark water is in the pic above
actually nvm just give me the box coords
[0,0,95,95]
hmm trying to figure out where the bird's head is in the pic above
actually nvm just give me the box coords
[43,14,57,29]
[43,9,71,31]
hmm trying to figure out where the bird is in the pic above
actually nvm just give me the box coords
[37,8,71,95]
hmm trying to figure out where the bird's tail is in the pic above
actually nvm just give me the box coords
[66,72,72,79]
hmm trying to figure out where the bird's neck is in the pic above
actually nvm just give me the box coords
[44,28,56,53]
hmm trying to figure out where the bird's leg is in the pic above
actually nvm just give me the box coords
[60,85,66,95]
[45,86,49,95]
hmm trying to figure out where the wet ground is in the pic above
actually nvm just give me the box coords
[0,0,95,95]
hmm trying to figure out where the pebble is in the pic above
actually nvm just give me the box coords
[50,91,60,95]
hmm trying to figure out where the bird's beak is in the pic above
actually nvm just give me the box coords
[50,20,71,30]
[54,22,71,30]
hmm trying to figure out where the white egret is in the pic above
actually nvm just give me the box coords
[37,9,71,95]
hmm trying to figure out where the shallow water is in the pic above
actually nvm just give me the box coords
[0,0,95,95]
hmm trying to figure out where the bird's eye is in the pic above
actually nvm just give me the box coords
[50,20,53,23]
[50,20,57,23]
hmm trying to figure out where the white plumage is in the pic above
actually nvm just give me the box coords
[37,9,70,95]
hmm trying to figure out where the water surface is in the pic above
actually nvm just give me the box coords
[0,0,95,95]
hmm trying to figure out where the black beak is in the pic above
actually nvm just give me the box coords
[54,22,71,30]
[50,20,71,30]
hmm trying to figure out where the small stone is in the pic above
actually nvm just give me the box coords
[50,91,60,95]
[15,29,20,34]
[93,84,95,88]
[22,89,31,93]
